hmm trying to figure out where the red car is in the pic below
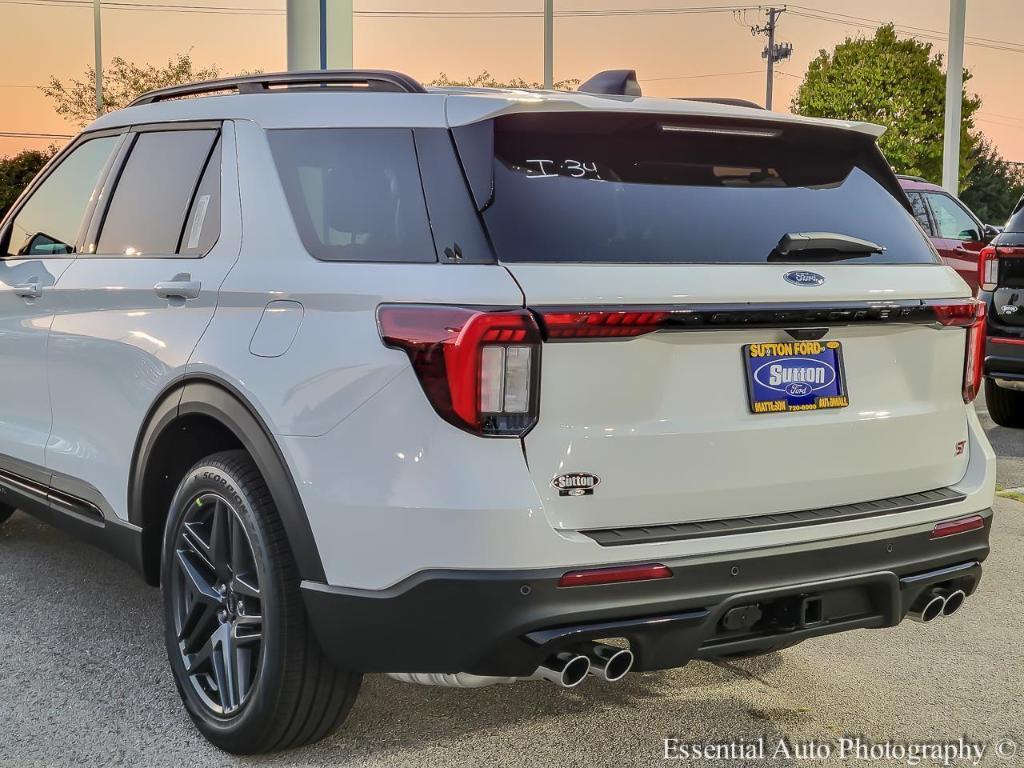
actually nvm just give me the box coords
[898,175,998,293]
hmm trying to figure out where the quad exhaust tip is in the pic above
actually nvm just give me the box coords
[582,643,635,682]
[942,589,967,617]
[909,585,969,623]
[532,652,591,688]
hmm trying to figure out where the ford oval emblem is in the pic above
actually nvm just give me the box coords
[783,270,825,287]
[753,356,837,394]
[551,472,600,497]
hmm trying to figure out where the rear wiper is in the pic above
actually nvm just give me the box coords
[769,232,885,261]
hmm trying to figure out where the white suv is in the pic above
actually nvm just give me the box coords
[0,69,996,754]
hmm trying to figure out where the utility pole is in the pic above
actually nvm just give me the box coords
[751,7,791,110]
[942,0,967,193]
[93,0,103,116]
[543,0,553,89]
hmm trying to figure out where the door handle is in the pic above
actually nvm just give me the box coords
[13,281,41,299]
[154,275,201,300]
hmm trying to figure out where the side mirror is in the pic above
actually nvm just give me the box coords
[983,223,1002,242]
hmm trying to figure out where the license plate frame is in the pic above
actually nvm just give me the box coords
[743,340,849,415]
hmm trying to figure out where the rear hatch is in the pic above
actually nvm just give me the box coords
[454,109,977,532]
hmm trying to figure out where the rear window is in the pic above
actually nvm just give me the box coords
[469,112,936,265]
[269,128,435,263]
[1004,197,1024,233]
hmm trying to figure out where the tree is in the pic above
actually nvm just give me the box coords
[792,24,981,187]
[960,138,1024,224]
[42,52,223,127]
[430,71,580,90]
[0,148,56,219]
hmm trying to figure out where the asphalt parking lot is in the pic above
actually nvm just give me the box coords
[0,418,1020,768]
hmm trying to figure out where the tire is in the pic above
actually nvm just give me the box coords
[161,449,361,754]
[0,503,13,525]
[985,378,1024,428]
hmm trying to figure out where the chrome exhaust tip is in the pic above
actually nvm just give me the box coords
[942,589,967,617]
[531,653,591,688]
[582,643,635,682]
[909,589,947,623]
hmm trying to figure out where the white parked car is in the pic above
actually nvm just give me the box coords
[0,69,996,754]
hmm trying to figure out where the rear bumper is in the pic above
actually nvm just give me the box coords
[301,509,991,676]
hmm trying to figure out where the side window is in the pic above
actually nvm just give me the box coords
[96,129,217,256]
[268,128,436,262]
[4,135,118,257]
[925,193,980,241]
[178,140,222,256]
[907,192,934,235]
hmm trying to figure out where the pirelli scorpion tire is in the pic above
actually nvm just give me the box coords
[161,449,361,754]
[985,378,1024,429]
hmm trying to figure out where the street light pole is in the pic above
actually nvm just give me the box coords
[543,0,553,89]
[942,0,967,193]
[93,0,103,116]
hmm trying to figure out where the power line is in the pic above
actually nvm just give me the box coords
[0,0,762,17]
[786,7,1024,56]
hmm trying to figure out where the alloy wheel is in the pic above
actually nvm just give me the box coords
[170,492,264,716]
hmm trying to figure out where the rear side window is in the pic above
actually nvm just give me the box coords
[4,135,118,257]
[464,112,936,265]
[268,128,435,262]
[97,129,218,256]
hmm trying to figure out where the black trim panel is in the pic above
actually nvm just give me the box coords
[581,487,965,547]
[301,511,991,675]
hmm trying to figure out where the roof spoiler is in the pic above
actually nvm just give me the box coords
[678,97,765,110]
[578,69,642,97]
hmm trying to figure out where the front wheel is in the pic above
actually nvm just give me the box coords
[985,378,1024,428]
[161,449,361,754]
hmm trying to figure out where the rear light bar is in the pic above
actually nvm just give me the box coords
[930,514,985,540]
[541,310,671,339]
[377,305,541,437]
[931,299,986,403]
[557,563,673,588]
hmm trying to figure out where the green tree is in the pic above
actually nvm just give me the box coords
[42,52,223,127]
[792,24,981,187]
[0,148,56,219]
[430,71,580,90]
[960,138,1024,224]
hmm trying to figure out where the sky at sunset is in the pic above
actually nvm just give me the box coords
[2,0,1023,162]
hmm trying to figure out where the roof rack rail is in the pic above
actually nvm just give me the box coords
[128,69,426,107]
[895,174,929,182]
[678,96,765,110]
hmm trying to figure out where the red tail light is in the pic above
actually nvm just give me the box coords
[557,563,673,588]
[539,310,671,339]
[932,299,986,402]
[377,305,541,436]
[979,246,999,291]
[930,514,985,539]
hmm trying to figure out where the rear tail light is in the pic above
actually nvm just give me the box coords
[557,563,673,588]
[979,246,999,291]
[930,514,985,539]
[932,299,986,402]
[377,305,541,437]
